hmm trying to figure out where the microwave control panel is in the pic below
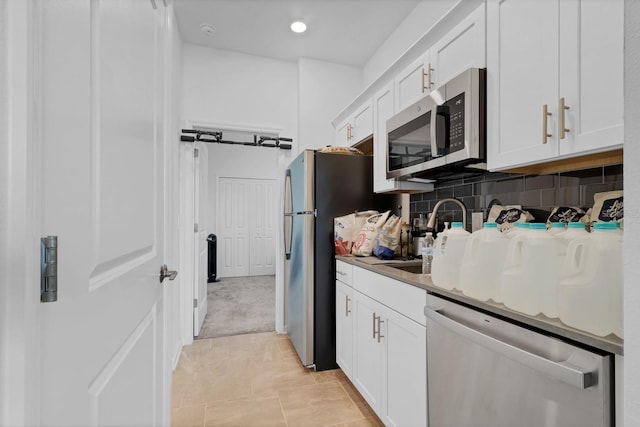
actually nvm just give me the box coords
[446,92,465,153]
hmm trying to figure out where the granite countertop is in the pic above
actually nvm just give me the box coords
[336,255,624,356]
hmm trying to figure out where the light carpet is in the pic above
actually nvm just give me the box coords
[195,275,276,339]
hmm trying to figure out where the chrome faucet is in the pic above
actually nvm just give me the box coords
[425,198,467,233]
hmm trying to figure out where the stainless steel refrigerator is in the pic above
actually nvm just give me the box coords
[283,150,375,371]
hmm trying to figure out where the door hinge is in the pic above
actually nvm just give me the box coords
[194,223,199,233]
[193,298,198,308]
[194,148,199,158]
[41,236,58,303]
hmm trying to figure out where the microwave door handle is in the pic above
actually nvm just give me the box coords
[424,307,596,389]
[429,109,441,158]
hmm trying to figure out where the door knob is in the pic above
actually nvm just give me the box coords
[159,264,178,283]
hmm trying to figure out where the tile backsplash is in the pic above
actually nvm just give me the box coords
[409,164,623,231]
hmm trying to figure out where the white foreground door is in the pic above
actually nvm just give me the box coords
[36,1,169,425]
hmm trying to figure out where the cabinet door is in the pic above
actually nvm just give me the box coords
[336,280,354,380]
[431,3,486,88]
[486,0,560,170]
[395,50,432,112]
[335,118,351,147]
[381,308,427,427]
[373,82,395,193]
[352,291,384,414]
[558,0,623,156]
[352,100,373,144]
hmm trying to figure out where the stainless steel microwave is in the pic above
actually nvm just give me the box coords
[386,68,486,180]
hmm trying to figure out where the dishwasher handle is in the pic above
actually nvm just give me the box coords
[425,307,596,389]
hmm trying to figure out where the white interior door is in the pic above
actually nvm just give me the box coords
[219,178,251,277]
[218,177,276,278]
[249,179,276,276]
[36,1,170,425]
[193,144,208,336]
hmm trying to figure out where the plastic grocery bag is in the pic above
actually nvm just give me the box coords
[373,214,401,260]
[352,211,391,256]
[334,210,378,255]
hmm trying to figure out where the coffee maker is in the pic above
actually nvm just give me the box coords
[411,214,429,257]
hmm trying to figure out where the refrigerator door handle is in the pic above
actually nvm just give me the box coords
[284,170,293,260]
[425,307,596,389]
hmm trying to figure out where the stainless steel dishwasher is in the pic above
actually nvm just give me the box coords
[425,294,613,427]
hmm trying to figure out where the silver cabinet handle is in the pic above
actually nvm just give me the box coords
[559,97,570,139]
[345,295,351,316]
[336,270,347,276]
[372,312,377,338]
[159,264,178,283]
[542,104,552,144]
[421,64,434,93]
[377,317,385,343]
[425,307,595,389]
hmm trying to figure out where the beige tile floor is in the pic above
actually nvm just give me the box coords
[172,332,384,427]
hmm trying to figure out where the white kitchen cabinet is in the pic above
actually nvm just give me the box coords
[394,50,432,113]
[335,261,354,379]
[394,4,486,114]
[431,3,486,88]
[487,0,623,170]
[335,118,351,148]
[381,302,427,427]
[558,0,623,156]
[373,82,434,194]
[335,99,374,147]
[348,264,427,426]
[352,290,385,412]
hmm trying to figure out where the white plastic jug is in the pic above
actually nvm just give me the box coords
[459,222,510,302]
[431,222,470,290]
[557,222,623,337]
[500,223,564,318]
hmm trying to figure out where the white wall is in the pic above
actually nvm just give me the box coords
[298,57,362,153]
[362,0,457,88]
[624,1,640,424]
[182,44,298,145]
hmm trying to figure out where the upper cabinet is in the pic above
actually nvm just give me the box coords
[335,100,373,147]
[487,0,623,171]
[394,50,433,113]
[394,4,486,113]
[431,3,486,89]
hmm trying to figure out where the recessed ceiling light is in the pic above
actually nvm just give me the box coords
[290,21,307,33]
[200,23,216,37]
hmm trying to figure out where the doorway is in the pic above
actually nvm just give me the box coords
[193,177,277,339]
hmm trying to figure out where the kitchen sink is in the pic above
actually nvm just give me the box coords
[387,263,424,274]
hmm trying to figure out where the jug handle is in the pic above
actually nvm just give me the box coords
[563,238,587,275]
[465,235,479,257]
[505,235,526,268]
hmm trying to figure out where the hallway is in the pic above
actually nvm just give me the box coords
[171,332,382,427]
[197,275,276,339]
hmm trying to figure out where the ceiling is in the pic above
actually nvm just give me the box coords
[173,0,423,67]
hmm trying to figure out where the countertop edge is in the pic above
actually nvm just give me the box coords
[336,255,624,356]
